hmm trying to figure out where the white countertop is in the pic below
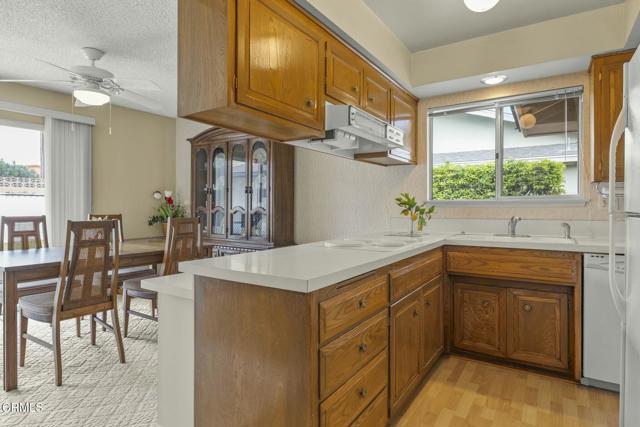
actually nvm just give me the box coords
[141,273,194,300]
[174,233,623,294]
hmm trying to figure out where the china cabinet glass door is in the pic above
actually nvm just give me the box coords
[229,141,248,239]
[194,147,209,234]
[249,140,269,241]
[211,144,226,237]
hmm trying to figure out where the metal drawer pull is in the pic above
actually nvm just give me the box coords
[482,300,491,307]
[305,98,315,108]
[358,388,368,399]
[523,304,532,312]
[358,343,368,353]
[352,86,358,92]
[358,299,367,309]
[413,308,419,317]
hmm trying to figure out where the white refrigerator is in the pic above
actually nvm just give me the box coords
[609,47,640,427]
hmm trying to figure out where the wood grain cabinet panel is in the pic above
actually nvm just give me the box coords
[390,249,442,303]
[349,388,388,427]
[326,40,363,106]
[390,290,422,411]
[390,88,418,159]
[421,278,443,372]
[319,274,389,343]
[320,351,388,427]
[507,288,569,370]
[591,49,635,182]
[236,0,325,130]
[319,310,388,399]
[363,67,390,121]
[446,247,579,285]
[453,281,507,358]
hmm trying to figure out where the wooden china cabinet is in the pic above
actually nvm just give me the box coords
[189,127,294,255]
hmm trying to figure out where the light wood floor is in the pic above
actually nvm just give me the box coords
[396,355,619,427]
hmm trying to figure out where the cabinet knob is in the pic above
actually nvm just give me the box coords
[358,343,368,353]
[357,388,368,399]
[351,86,359,93]
[523,304,532,312]
[482,300,491,308]
[368,96,375,102]
[413,308,419,317]
[425,300,431,307]
[305,98,316,108]
[358,299,367,309]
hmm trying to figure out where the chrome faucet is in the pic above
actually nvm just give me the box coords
[561,222,572,239]
[507,216,522,237]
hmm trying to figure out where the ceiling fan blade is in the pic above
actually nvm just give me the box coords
[113,78,161,91]
[0,79,73,83]
[115,89,162,112]
[37,59,82,77]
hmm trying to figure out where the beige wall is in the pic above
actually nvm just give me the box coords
[294,72,608,244]
[0,83,176,239]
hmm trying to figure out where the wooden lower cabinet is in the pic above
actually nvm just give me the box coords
[421,278,443,372]
[390,290,422,411]
[507,288,569,370]
[453,282,507,358]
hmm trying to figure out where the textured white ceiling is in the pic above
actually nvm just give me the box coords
[363,0,624,52]
[0,0,177,117]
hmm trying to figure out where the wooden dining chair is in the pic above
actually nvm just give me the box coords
[0,216,57,314]
[122,217,202,337]
[18,220,125,386]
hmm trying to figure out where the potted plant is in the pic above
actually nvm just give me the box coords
[395,192,436,236]
[148,190,187,235]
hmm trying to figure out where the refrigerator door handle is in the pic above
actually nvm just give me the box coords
[609,102,627,320]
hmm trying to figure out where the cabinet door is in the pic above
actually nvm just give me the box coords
[592,50,634,182]
[228,141,249,239]
[390,89,417,159]
[421,279,443,372]
[249,140,270,242]
[236,0,325,130]
[193,146,210,236]
[453,282,507,358]
[210,143,227,238]
[363,68,390,121]
[390,290,422,410]
[326,40,363,106]
[507,288,569,370]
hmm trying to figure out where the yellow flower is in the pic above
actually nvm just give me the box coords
[411,213,418,221]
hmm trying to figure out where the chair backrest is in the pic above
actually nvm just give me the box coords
[89,213,124,243]
[54,220,120,314]
[161,217,202,276]
[0,215,49,251]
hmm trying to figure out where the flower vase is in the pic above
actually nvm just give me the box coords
[162,222,168,237]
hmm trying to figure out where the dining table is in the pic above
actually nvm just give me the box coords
[0,237,213,391]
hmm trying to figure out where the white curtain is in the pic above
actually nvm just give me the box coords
[44,118,92,246]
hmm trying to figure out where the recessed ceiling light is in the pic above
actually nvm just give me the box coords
[481,75,508,85]
[464,0,500,13]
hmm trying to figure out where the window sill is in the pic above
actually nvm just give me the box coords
[428,197,589,207]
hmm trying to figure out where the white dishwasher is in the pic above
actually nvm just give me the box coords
[583,253,625,391]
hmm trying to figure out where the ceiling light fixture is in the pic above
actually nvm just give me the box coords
[73,88,110,106]
[464,0,500,13]
[481,75,507,85]
[519,113,537,129]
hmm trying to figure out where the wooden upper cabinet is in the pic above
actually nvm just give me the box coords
[363,67,391,121]
[506,288,569,370]
[391,88,418,159]
[591,49,635,182]
[326,39,363,106]
[236,0,325,131]
[453,281,507,358]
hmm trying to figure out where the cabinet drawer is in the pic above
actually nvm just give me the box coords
[320,311,388,399]
[390,250,442,302]
[320,274,389,343]
[446,247,579,285]
[349,388,388,427]
[320,351,388,427]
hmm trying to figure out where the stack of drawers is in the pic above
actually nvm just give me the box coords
[318,273,390,427]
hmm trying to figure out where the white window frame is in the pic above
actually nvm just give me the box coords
[427,86,586,205]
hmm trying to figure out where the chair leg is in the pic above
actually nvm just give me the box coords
[101,311,107,332]
[151,298,157,318]
[52,320,62,386]
[75,317,81,338]
[123,289,130,338]
[90,315,96,345]
[111,309,126,364]
[19,309,28,367]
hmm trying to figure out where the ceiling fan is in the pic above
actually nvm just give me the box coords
[0,47,161,111]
